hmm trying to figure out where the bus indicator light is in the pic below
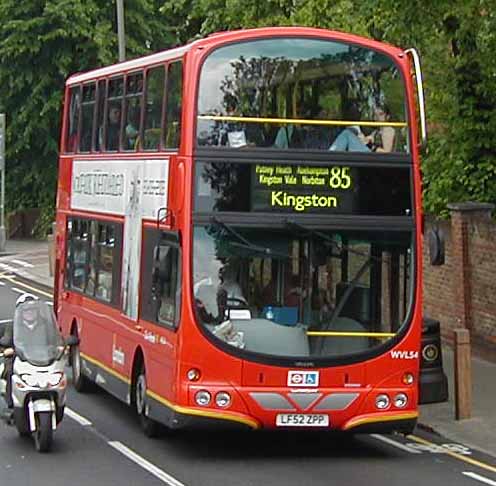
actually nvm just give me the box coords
[402,373,415,385]
[187,368,201,381]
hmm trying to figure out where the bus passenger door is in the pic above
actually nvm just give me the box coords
[137,228,181,406]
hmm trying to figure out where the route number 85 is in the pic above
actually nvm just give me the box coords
[329,167,352,189]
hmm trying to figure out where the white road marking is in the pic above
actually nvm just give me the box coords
[463,472,496,485]
[371,434,422,454]
[0,281,5,286]
[65,407,93,426]
[0,319,12,324]
[11,287,25,294]
[108,441,186,486]
[11,259,35,268]
[45,301,54,306]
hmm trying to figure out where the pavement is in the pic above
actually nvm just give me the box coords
[1,238,495,458]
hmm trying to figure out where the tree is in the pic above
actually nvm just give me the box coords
[0,0,170,234]
[161,0,496,215]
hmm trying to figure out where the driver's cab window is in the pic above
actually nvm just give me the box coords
[141,228,181,328]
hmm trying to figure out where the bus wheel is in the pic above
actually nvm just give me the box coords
[71,340,93,392]
[135,365,160,438]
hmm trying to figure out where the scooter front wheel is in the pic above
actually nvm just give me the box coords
[33,412,53,452]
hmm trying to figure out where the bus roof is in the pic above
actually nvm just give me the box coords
[66,26,404,86]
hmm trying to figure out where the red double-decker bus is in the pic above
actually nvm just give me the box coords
[55,27,427,435]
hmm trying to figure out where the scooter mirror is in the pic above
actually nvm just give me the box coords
[65,335,79,347]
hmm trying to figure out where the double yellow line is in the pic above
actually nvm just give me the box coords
[0,273,53,299]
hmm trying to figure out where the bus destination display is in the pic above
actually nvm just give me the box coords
[251,164,355,213]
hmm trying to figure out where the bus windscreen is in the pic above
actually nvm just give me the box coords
[197,37,408,153]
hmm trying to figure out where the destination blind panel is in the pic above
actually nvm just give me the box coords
[194,161,411,216]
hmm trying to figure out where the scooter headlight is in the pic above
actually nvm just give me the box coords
[20,374,39,388]
[47,372,64,387]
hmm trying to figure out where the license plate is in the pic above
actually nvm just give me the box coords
[276,414,329,427]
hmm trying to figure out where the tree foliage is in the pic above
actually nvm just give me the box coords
[161,0,496,215]
[1,0,495,229]
[0,0,170,234]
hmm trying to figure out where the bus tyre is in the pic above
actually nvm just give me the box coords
[135,366,160,438]
[33,412,53,452]
[71,341,93,393]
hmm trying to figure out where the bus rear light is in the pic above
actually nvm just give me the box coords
[187,368,201,381]
[195,390,211,406]
[394,393,408,408]
[375,394,390,410]
[402,373,414,385]
[215,392,231,408]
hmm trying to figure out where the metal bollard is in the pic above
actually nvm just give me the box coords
[419,317,449,404]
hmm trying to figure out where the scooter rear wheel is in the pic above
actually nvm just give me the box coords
[33,411,53,452]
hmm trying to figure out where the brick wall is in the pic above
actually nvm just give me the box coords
[423,203,496,358]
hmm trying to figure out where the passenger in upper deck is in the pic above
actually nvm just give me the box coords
[329,103,395,153]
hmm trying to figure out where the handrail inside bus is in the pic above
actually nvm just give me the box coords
[306,331,396,338]
[197,115,407,128]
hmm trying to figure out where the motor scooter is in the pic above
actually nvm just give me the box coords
[0,298,78,452]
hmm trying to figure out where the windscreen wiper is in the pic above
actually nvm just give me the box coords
[284,219,384,263]
[210,217,289,259]
[284,219,342,257]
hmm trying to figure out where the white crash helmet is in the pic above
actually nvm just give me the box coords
[15,293,38,307]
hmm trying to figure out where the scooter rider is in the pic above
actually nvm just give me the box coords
[1,293,38,421]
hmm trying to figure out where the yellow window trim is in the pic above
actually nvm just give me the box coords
[306,331,396,338]
[198,115,407,128]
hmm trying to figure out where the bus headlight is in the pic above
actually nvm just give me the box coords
[215,392,231,408]
[375,394,390,410]
[394,393,408,408]
[195,390,211,406]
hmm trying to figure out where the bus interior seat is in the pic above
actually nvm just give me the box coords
[335,282,371,325]
[233,319,310,356]
[318,316,370,355]
[194,283,218,317]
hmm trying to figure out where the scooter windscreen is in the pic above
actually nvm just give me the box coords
[13,300,64,366]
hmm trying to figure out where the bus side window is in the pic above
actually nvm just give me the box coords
[164,61,182,149]
[123,72,143,151]
[143,65,165,150]
[80,83,96,153]
[65,86,81,153]
[94,80,106,152]
[105,76,124,151]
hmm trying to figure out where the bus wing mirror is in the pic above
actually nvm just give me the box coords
[428,227,445,266]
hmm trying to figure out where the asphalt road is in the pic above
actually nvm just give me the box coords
[0,276,495,486]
